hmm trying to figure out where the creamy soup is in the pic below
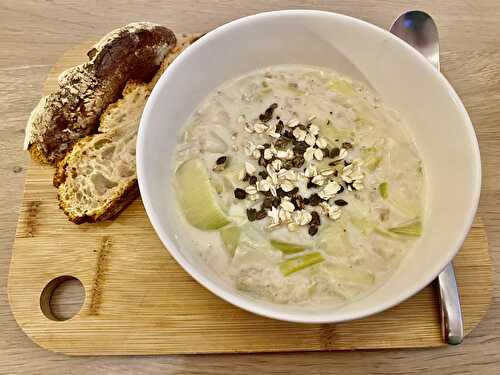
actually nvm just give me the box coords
[171,65,424,308]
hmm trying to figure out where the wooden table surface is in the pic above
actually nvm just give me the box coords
[1,1,499,373]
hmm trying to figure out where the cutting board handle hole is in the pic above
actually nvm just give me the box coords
[40,276,85,321]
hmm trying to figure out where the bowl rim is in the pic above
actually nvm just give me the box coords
[137,9,481,323]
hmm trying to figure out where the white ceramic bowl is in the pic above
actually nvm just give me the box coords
[137,10,481,323]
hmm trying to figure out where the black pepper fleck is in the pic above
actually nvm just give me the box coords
[292,196,305,210]
[255,209,267,220]
[259,103,278,122]
[308,225,319,236]
[216,156,227,165]
[334,199,348,206]
[307,180,318,189]
[330,147,340,158]
[249,175,257,185]
[234,188,247,199]
[293,142,308,155]
[309,193,323,206]
[246,208,257,221]
[310,211,321,226]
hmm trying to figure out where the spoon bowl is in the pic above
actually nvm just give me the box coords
[390,10,440,70]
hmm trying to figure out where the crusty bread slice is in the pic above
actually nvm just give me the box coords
[53,82,148,223]
[53,34,201,223]
[25,22,176,165]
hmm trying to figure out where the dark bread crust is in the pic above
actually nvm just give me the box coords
[26,23,176,164]
[88,23,175,83]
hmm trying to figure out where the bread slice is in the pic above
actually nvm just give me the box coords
[25,22,176,165]
[53,34,201,223]
[53,82,147,223]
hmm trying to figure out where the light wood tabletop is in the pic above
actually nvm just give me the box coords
[1,1,499,373]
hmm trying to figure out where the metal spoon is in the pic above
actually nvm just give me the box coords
[390,10,464,345]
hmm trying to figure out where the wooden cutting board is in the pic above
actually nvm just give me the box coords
[7,41,493,356]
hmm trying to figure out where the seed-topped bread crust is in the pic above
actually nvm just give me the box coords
[25,22,177,164]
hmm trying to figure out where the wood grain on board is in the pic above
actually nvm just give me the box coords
[7,40,492,355]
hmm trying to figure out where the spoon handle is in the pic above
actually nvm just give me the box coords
[438,263,464,344]
[389,10,464,345]
[423,31,465,345]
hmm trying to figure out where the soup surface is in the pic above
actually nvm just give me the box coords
[172,65,424,307]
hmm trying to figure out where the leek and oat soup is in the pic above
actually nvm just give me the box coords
[172,65,424,308]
